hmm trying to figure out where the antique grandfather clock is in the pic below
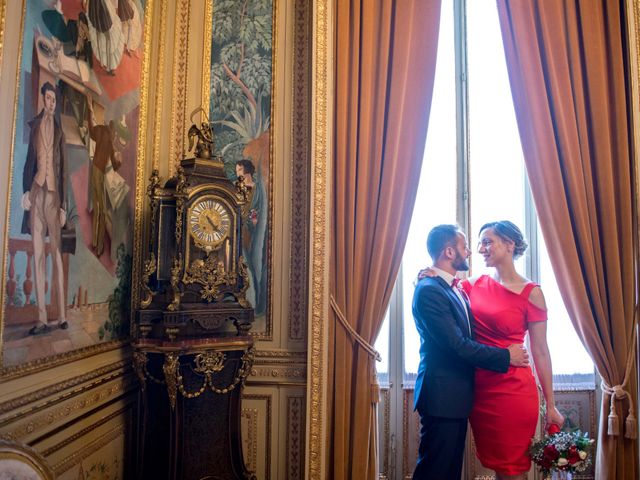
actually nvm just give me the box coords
[134,126,255,480]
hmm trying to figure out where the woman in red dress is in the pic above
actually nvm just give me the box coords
[461,221,565,479]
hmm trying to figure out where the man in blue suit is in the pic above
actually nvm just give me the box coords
[412,224,529,480]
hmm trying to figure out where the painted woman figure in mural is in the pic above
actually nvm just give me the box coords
[84,0,125,75]
[21,82,69,335]
[236,159,267,316]
[116,0,142,55]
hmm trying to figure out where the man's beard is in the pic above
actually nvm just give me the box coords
[452,252,469,271]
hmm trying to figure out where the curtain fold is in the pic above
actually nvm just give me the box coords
[329,0,442,477]
[496,1,638,478]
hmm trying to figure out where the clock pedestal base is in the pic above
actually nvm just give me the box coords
[134,336,255,480]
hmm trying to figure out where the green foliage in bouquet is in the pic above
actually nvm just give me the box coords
[530,428,595,477]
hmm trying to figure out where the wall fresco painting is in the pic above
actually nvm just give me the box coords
[2,0,146,369]
[209,0,273,333]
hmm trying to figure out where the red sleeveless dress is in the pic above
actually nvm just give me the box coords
[461,275,547,475]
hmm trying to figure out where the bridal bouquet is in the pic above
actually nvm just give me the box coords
[529,425,595,477]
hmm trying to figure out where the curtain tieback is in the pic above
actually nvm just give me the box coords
[601,381,636,439]
[330,296,382,362]
[330,296,382,403]
[601,311,638,439]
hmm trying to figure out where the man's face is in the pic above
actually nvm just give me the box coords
[235,164,245,180]
[44,89,56,115]
[451,232,471,272]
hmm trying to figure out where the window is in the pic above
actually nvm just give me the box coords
[376,0,595,476]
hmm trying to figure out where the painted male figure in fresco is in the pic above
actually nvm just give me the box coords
[236,159,267,316]
[21,82,69,335]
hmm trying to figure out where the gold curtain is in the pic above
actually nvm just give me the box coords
[496,1,638,478]
[329,0,442,478]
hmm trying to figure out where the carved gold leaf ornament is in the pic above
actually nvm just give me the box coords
[139,252,157,309]
[162,353,179,409]
[194,351,225,374]
[184,252,237,301]
[143,348,256,409]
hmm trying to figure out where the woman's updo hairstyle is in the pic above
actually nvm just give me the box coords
[479,220,528,259]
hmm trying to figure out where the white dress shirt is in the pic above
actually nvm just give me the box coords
[431,266,471,335]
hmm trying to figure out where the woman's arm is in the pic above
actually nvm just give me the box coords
[528,287,565,427]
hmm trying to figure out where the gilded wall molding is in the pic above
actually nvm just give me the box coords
[289,0,311,342]
[0,376,133,442]
[248,367,305,383]
[169,0,191,174]
[152,0,169,172]
[254,349,307,361]
[0,360,130,417]
[201,0,213,118]
[131,0,157,318]
[307,0,331,477]
[52,423,125,475]
[242,406,259,473]
[0,341,127,380]
[243,393,272,479]
[40,406,132,457]
[0,0,26,371]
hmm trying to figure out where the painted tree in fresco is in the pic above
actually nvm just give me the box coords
[210,0,272,176]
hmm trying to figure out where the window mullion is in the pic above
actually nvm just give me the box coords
[524,176,539,282]
[454,0,470,231]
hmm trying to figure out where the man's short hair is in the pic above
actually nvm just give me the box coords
[40,81,56,97]
[426,224,460,261]
[236,159,255,175]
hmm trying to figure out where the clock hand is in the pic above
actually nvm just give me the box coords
[206,214,217,230]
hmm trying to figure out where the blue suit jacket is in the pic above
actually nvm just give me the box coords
[412,276,510,418]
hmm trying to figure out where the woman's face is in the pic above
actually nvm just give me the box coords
[478,228,513,267]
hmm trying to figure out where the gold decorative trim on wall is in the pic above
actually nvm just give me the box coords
[40,405,132,457]
[247,349,306,384]
[51,423,124,475]
[243,393,272,480]
[1,376,132,442]
[242,406,259,473]
[0,342,126,380]
[152,0,169,172]
[132,0,157,317]
[308,0,331,476]
[286,395,305,480]
[201,0,213,119]
[0,0,25,374]
[288,0,311,342]
[169,0,191,174]
[0,360,130,418]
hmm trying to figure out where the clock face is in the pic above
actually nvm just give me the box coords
[188,197,231,250]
